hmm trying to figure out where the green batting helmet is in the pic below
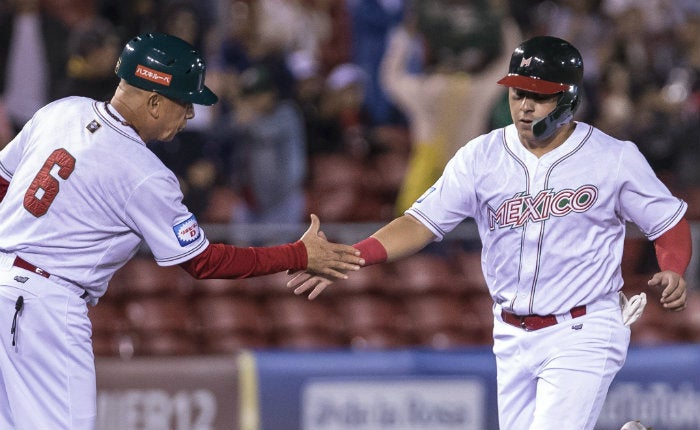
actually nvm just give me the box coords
[115,33,218,106]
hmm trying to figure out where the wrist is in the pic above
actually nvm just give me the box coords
[353,237,387,266]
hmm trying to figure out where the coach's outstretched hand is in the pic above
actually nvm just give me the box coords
[300,214,364,280]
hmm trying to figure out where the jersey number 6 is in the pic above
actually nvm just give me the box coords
[24,148,76,217]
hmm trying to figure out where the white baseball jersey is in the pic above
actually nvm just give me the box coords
[0,96,209,299]
[407,122,687,316]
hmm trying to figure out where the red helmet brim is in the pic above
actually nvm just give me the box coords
[497,74,570,95]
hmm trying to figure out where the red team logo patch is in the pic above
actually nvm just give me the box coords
[173,215,200,246]
[135,65,172,86]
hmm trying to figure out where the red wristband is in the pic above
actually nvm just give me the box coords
[353,237,387,266]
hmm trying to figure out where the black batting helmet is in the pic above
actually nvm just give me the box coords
[497,36,583,140]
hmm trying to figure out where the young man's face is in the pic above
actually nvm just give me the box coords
[508,88,560,144]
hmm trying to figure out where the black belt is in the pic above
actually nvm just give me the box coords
[13,256,89,299]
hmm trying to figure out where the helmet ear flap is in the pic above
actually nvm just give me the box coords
[566,84,581,114]
[531,85,579,140]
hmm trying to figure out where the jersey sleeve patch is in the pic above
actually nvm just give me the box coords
[173,215,201,247]
[416,186,436,203]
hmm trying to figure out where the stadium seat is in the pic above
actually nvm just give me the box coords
[388,253,458,295]
[462,291,496,345]
[629,298,683,346]
[112,257,193,298]
[680,185,700,220]
[238,271,291,298]
[88,301,132,357]
[192,277,245,296]
[403,294,471,348]
[264,295,344,348]
[123,296,199,355]
[338,293,412,348]
[678,290,700,342]
[453,249,488,293]
[332,263,390,295]
[621,238,653,277]
[195,295,269,352]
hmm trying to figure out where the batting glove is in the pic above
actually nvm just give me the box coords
[619,292,647,326]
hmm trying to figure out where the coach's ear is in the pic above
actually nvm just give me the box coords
[146,92,163,119]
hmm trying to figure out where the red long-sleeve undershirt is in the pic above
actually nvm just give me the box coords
[179,241,307,279]
[654,217,692,275]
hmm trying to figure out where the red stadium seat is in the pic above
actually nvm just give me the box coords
[264,295,345,348]
[338,294,412,348]
[123,297,199,355]
[111,257,193,298]
[388,253,458,295]
[194,295,269,352]
[88,301,131,357]
[403,293,489,348]
[453,249,488,293]
[332,264,391,295]
[677,290,700,342]
[192,277,245,296]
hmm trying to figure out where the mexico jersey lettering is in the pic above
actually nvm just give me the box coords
[488,185,598,230]
[406,123,687,316]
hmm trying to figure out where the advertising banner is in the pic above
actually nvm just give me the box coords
[96,356,239,430]
[301,378,485,430]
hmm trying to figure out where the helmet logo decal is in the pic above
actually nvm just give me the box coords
[135,65,172,87]
[519,56,532,68]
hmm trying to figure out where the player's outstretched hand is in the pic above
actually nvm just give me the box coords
[648,270,687,311]
[300,214,364,280]
[287,271,337,300]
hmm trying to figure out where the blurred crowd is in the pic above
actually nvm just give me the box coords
[1,0,699,226]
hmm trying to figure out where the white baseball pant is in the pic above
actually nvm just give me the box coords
[493,292,630,430]
[0,252,95,430]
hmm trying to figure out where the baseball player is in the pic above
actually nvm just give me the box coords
[289,36,691,430]
[0,33,363,430]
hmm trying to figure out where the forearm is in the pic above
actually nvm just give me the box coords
[654,217,691,275]
[180,242,307,279]
[355,214,436,264]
